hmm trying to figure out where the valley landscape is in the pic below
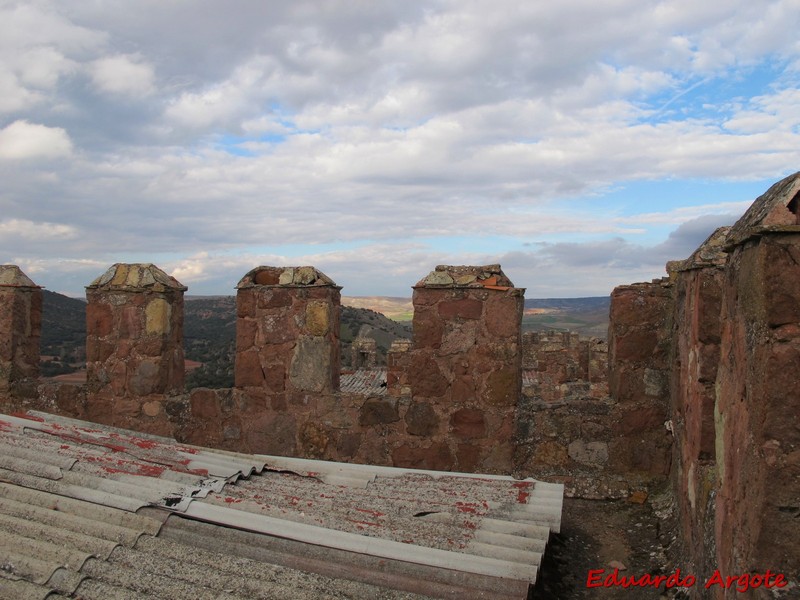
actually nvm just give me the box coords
[39,291,610,388]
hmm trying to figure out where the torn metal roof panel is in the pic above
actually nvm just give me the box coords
[0,410,564,599]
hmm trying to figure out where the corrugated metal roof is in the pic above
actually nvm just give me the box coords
[0,410,563,599]
[339,367,388,395]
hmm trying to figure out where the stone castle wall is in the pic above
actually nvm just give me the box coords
[1,262,531,476]
[610,174,800,597]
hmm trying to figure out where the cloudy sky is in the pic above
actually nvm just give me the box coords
[1,1,799,298]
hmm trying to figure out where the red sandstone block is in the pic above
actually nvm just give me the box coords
[119,306,142,338]
[763,239,800,327]
[190,389,221,420]
[404,401,440,436]
[411,308,444,348]
[236,319,258,350]
[438,298,483,320]
[235,350,264,387]
[612,329,659,362]
[456,443,483,471]
[450,408,486,439]
[484,295,521,338]
[612,405,667,436]
[87,302,114,338]
[409,353,449,397]
[256,288,293,309]
[391,442,454,471]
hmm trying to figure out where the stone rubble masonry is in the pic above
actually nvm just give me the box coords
[350,334,377,368]
[406,265,524,473]
[521,330,608,403]
[608,172,800,597]
[85,263,186,435]
[607,278,674,481]
[234,266,341,395]
[386,338,411,397]
[0,265,42,397]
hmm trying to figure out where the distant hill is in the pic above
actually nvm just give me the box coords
[342,296,413,321]
[41,290,86,376]
[522,296,610,338]
[340,306,411,366]
[183,296,237,389]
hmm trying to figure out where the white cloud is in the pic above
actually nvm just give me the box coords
[0,218,77,240]
[88,54,156,96]
[1,1,799,297]
[0,120,73,159]
[0,68,41,113]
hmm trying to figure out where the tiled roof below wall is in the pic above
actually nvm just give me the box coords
[0,411,563,600]
[340,368,388,395]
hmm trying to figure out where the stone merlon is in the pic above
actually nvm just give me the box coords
[414,264,520,292]
[666,226,731,274]
[0,265,41,289]
[87,263,187,292]
[724,170,800,248]
[236,266,339,289]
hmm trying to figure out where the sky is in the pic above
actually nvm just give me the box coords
[1,1,799,299]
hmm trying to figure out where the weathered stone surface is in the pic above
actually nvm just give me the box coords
[142,400,162,417]
[190,388,221,420]
[484,368,519,406]
[305,301,330,335]
[289,336,331,392]
[86,302,114,338]
[533,441,570,467]
[392,442,454,471]
[235,350,263,387]
[128,360,160,396]
[245,412,297,455]
[437,298,483,320]
[336,431,362,459]
[450,407,486,439]
[409,352,448,398]
[404,401,439,436]
[568,439,609,466]
[438,320,478,355]
[145,298,171,334]
[299,422,329,457]
[484,295,521,337]
[358,398,400,426]
[410,307,443,348]
[456,443,482,471]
